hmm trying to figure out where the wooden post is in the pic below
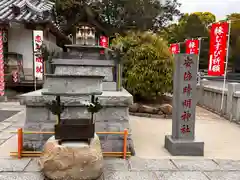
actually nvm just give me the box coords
[123,129,128,159]
[17,128,23,159]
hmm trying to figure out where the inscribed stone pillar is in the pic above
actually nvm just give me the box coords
[164,54,204,156]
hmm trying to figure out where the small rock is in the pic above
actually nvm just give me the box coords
[158,110,164,115]
[138,105,158,114]
[129,103,140,112]
[159,104,173,115]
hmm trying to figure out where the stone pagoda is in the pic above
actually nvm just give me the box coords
[19,38,134,155]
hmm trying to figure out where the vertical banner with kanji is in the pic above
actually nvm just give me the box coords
[0,30,4,96]
[33,30,43,80]
[170,43,180,54]
[185,39,199,55]
[208,22,229,76]
[171,54,198,140]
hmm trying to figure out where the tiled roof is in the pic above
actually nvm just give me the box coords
[0,0,71,42]
[0,0,55,23]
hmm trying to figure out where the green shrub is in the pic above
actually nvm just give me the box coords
[111,31,173,101]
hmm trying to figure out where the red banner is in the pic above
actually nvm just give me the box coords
[170,43,180,54]
[99,36,108,54]
[208,22,229,76]
[0,30,4,96]
[99,36,108,48]
[186,39,199,54]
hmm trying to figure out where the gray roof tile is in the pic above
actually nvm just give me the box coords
[0,0,55,23]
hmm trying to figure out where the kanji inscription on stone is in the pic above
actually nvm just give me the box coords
[172,54,198,140]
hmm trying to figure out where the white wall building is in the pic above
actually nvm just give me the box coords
[0,0,71,86]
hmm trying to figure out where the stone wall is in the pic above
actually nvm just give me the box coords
[197,80,240,123]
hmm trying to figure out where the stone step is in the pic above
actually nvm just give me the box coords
[25,106,130,123]
[54,64,114,82]
[43,74,104,95]
[19,88,133,107]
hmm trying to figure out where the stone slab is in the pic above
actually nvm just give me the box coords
[154,171,209,180]
[129,157,177,171]
[19,88,133,107]
[24,106,129,124]
[52,59,115,66]
[0,158,31,172]
[205,172,240,180]
[24,159,41,172]
[214,159,240,171]
[54,65,114,81]
[164,135,204,156]
[0,132,15,140]
[104,171,157,180]
[101,138,135,155]
[43,75,103,94]
[104,158,129,171]
[103,82,117,91]
[0,110,20,122]
[172,159,221,171]
[0,172,44,180]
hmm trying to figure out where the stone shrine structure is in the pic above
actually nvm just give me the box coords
[165,54,204,156]
[19,44,134,154]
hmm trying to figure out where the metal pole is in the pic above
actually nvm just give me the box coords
[220,20,231,112]
[197,38,202,85]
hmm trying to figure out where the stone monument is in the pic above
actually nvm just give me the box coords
[34,45,105,179]
[164,54,204,156]
[19,44,134,154]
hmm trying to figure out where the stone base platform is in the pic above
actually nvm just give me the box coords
[39,134,103,180]
[164,135,204,156]
[20,88,135,155]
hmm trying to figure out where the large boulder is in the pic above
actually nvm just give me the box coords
[38,134,103,180]
[138,105,158,114]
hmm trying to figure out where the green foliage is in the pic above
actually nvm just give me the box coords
[51,0,181,35]
[226,13,240,70]
[112,31,173,100]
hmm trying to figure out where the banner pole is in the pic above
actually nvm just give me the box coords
[220,20,231,112]
[197,38,202,85]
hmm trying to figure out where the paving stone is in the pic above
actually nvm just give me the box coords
[24,159,41,172]
[0,172,44,180]
[0,158,31,172]
[3,126,19,133]
[0,131,15,140]
[0,122,12,131]
[104,158,129,171]
[172,159,221,171]
[104,171,157,180]
[0,140,6,145]
[129,157,177,171]
[205,171,240,180]
[214,159,240,171]
[154,171,209,180]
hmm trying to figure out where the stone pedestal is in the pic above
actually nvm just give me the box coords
[164,54,204,156]
[39,134,103,180]
[165,135,204,156]
[20,45,134,154]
